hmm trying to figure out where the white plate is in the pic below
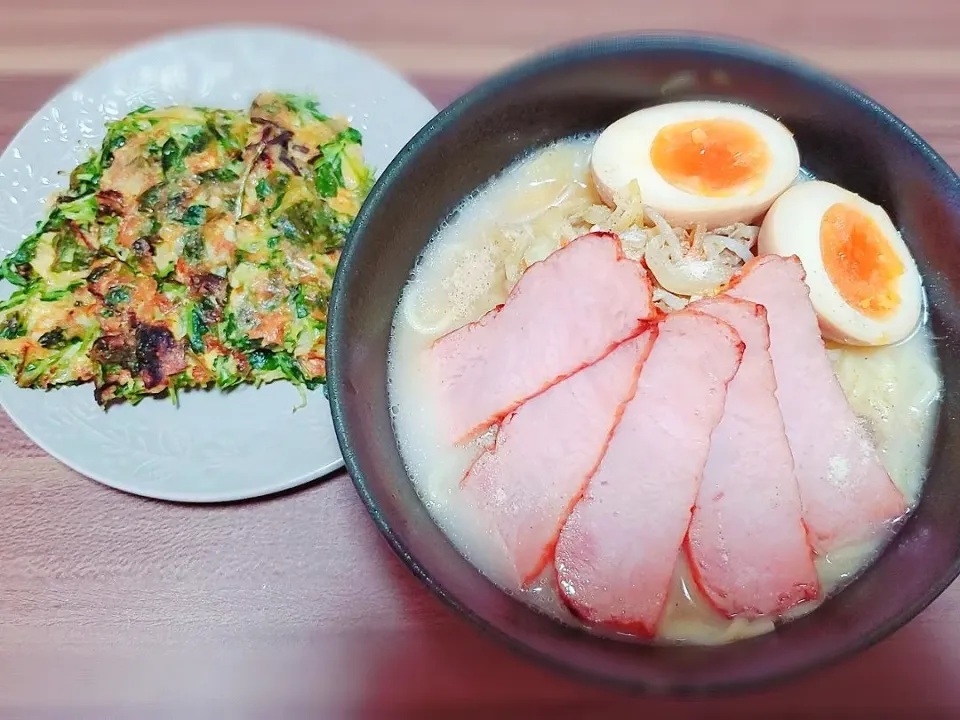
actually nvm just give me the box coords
[0,25,437,502]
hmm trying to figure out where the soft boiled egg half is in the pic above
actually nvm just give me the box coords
[590,100,801,227]
[759,180,922,346]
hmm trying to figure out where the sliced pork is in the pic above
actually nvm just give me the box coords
[429,232,655,443]
[686,296,820,618]
[462,330,657,586]
[554,310,743,636]
[727,254,906,551]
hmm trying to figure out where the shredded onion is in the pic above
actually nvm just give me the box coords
[644,207,683,255]
[653,286,689,310]
[691,222,707,254]
[618,229,648,261]
[705,234,755,264]
[644,208,736,296]
[714,222,759,248]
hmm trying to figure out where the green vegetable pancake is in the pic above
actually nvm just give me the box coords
[0,92,373,406]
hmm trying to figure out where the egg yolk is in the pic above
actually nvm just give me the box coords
[820,203,904,318]
[649,118,771,196]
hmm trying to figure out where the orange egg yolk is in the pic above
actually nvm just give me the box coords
[649,118,771,196]
[820,203,904,318]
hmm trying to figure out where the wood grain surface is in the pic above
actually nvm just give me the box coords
[2,1,960,717]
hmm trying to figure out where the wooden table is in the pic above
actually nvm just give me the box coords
[2,1,959,716]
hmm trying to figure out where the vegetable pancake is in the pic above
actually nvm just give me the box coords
[0,92,372,406]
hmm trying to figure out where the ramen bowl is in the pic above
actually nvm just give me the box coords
[327,34,960,693]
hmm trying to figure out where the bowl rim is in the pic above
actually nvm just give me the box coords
[328,31,960,695]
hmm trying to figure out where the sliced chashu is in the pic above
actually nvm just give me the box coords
[429,232,655,444]
[727,254,906,552]
[461,330,657,586]
[554,309,743,636]
[686,296,820,618]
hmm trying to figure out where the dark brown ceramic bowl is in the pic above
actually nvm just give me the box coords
[327,34,960,694]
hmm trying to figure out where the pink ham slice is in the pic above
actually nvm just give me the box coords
[429,232,655,443]
[461,330,657,586]
[554,310,744,636]
[727,254,906,552]
[685,296,820,618]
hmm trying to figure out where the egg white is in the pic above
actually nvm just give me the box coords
[590,101,800,228]
[758,180,922,346]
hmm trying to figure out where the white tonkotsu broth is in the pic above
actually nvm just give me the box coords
[387,136,942,644]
